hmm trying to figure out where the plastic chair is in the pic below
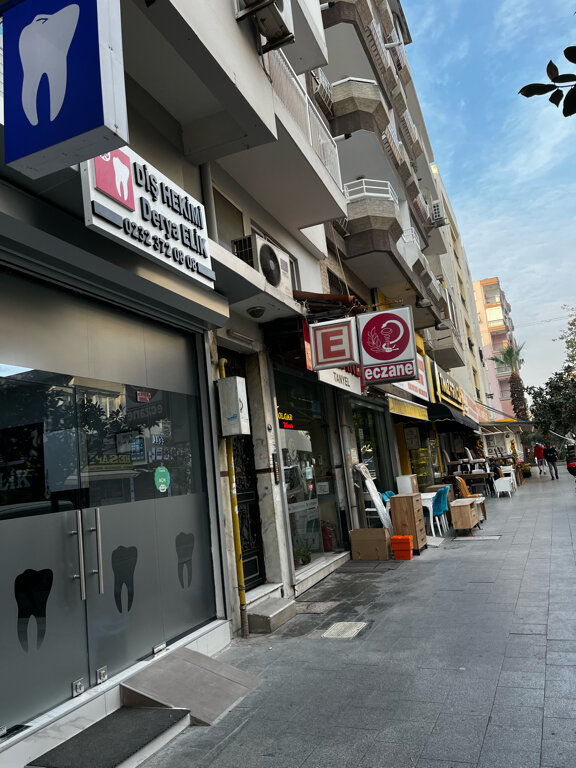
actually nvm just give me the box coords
[454,475,487,521]
[500,466,517,491]
[381,491,395,514]
[423,486,450,537]
[494,477,513,497]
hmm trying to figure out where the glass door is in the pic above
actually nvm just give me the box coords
[0,376,90,733]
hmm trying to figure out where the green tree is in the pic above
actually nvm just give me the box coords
[526,365,576,436]
[527,307,576,438]
[490,343,529,421]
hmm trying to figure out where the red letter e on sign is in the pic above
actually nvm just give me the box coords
[310,318,359,370]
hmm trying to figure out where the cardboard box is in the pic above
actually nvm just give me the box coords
[349,528,391,561]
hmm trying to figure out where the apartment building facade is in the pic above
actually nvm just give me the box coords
[0,0,490,763]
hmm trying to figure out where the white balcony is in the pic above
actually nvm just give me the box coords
[268,51,341,188]
[366,20,398,92]
[344,178,398,204]
[219,50,346,231]
[312,68,333,117]
[413,192,431,225]
[400,108,423,157]
[382,123,404,166]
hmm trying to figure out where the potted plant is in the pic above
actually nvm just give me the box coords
[293,543,311,567]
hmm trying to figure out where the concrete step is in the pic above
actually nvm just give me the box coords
[247,597,296,634]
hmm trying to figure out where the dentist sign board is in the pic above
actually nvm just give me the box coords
[81,146,216,290]
[3,0,128,179]
[357,307,418,385]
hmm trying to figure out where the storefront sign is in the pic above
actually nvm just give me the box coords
[310,318,359,370]
[317,367,362,395]
[404,426,421,450]
[461,390,492,426]
[81,147,215,290]
[396,354,429,401]
[431,361,464,411]
[357,307,418,385]
[388,395,428,421]
[3,0,128,178]
[154,466,170,493]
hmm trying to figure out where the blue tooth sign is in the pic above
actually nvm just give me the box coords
[2,0,128,178]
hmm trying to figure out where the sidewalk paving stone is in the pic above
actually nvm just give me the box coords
[139,473,576,768]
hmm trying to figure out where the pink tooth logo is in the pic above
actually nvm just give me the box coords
[94,149,135,211]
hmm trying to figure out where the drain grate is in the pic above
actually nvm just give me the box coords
[455,535,501,541]
[322,621,367,639]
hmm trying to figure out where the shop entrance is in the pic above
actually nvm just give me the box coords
[219,350,266,590]
[0,275,216,734]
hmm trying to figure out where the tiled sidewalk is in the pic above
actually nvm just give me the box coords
[143,470,576,768]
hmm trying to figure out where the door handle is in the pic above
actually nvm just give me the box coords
[71,509,86,601]
[90,507,105,595]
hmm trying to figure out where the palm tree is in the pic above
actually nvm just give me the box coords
[490,343,529,421]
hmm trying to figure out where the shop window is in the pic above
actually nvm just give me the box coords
[275,371,343,562]
[0,369,206,515]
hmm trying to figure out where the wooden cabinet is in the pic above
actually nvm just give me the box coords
[390,493,427,553]
[449,499,479,535]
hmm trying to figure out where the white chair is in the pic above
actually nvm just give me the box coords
[494,477,514,497]
[500,466,517,491]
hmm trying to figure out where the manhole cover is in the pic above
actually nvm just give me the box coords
[322,621,367,639]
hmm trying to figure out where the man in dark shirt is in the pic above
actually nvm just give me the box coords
[543,444,559,479]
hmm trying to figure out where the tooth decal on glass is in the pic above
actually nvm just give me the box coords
[19,4,80,127]
[14,568,54,652]
[113,155,130,201]
[111,546,138,613]
[175,532,195,589]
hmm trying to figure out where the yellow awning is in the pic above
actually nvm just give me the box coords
[388,395,429,421]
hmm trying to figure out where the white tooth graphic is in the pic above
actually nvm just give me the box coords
[19,5,80,127]
[113,156,130,200]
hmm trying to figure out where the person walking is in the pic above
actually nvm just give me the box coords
[534,442,546,474]
[543,443,560,479]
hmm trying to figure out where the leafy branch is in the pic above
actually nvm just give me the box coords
[519,47,576,116]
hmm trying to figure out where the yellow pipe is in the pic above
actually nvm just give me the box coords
[218,358,249,638]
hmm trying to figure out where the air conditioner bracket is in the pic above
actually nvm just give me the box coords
[236,0,275,22]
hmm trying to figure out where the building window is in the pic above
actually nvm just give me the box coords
[214,189,244,252]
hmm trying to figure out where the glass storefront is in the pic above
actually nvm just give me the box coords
[352,402,395,493]
[0,273,218,733]
[0,364,217,732]
[274,371,343,566]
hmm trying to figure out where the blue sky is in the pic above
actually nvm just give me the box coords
[402,0,575,389]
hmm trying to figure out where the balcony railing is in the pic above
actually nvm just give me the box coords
[367,20,396,82]
[311,68,333,116]
[413,192,430,222]
[387,33,408,73]
[344,179,398,205]
[402,227,421,249]
[400,108,419,147]
[382,123,404,166]
[487,319,505,328]
[269,50,341,188]
[495,365,512,375]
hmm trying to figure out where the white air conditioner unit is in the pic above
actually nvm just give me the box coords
[245,0,294,44]
[431,199,447,227]
[253,234,293,299]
